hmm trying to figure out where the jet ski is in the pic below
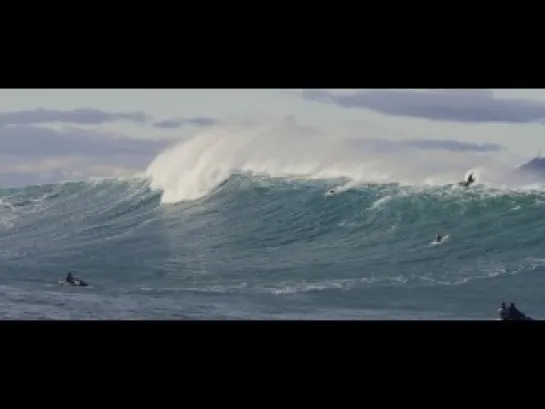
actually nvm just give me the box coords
[499,315,533,321]
[59,279,88,287]
[71,279,88,287]
[59,272,89,287]
[497,302,532,320]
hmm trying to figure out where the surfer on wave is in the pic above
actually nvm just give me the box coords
[459,172,475,187]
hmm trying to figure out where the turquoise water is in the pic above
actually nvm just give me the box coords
[1,174,544,320]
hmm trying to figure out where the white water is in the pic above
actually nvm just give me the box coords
[145,118,535,204]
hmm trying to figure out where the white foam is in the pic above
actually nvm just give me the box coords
[369,195,393,210]
[144,118,537,204]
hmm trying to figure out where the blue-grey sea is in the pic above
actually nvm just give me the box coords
[2,171,545,320]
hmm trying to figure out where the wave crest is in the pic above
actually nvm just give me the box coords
[145,119,533,204]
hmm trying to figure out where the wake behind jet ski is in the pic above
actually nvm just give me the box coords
[458,172,475,187]
[60,272,88,287]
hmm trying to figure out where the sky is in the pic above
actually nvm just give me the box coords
[1,88,545,187]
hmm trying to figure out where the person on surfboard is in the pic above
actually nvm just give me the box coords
[460,172,475,187]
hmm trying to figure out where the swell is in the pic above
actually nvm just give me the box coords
[201,176,545,246]
[3,175,545,253]
[193,177,545,295]
[0,178,166,280]
[2,174,545,306]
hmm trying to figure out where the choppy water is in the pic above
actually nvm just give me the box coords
[2,121,545,319]
[2,173,545,319]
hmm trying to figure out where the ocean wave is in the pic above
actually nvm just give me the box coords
[2,121,545,318]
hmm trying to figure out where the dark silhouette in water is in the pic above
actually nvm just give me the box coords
[62,272,88,287]
[459,172,475,187]
[498,301,532,320]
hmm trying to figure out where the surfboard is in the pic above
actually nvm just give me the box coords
[430,234,449,245]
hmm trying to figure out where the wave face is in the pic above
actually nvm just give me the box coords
[2,122,545,319]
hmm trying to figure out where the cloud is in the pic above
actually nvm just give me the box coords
[348,137,505,153]
[0,125,171,156]
[0,109,220,130]
[1,155,147,175]
[0,119,197,188]
[0,155,146,187]
[402,139,504,152]
[0,108,219,187]
[300,89,545,123]
[153,117,217,129]
[0,108,150,126]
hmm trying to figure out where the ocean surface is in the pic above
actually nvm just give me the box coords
[2,124,545,320]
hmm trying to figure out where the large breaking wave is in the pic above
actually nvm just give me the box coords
[2,120,545,319]
[144,119,534,204]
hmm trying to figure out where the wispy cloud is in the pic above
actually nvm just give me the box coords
[0,109,220,130]
[349,137,505,153]
[153,117,217,129]
[0,155,146,187]
[1,156,145,175]
[0,125,171,156]
[0,123,167,185]
[0,107,220,187]
[402,139,504,152]
[0,108,150,126]
[300,89,545,123]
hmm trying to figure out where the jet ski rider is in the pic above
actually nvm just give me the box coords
[498,302,528,320]
[66,272,74,284]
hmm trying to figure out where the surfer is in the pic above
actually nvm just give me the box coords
[436,233,443,243]
[460,172,475,187]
